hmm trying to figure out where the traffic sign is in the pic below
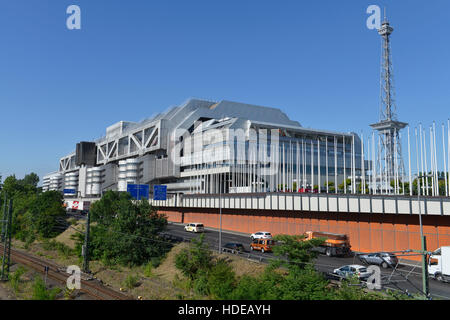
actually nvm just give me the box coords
[153,185,167,201]
[63,188,76,194]
[127,184,149,200]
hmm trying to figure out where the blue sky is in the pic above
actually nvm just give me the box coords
[0,0,449,182]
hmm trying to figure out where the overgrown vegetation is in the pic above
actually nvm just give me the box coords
[9,266,27,293]
[31,276,61,300]
[75,190,171,267]
[0,173,66,243]
[42,239,75,258]
[174,234,416,300]
[123,274,140,289]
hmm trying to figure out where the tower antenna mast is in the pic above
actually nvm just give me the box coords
[370,11,408,190]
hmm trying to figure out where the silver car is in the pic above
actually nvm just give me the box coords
[358,252,399,269]
[333,265,372,280]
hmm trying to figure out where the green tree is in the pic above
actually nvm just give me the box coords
[20,173,40,188]
[324,181,335,193]
[357,182,369,194]
[338,179,351,193]
[0,173,63,242]
[26,191,65,238]
[207,259,235,299]
[84,191,170,266]
[175,234,212,280]
[272,234,325,271]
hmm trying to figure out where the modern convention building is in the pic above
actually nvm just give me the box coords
[43,98,367,198]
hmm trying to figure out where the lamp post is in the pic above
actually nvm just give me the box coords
[416,173,433,298]
[218,175,222,254]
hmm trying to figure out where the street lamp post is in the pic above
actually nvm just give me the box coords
[416,173,433,299]
[218,178,222,254]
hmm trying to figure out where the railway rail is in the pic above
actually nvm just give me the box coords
[0,244,131,300]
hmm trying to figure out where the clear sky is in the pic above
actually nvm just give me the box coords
[0,0,449,183]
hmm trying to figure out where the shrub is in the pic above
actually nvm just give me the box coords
[206,259,235,299]
[31,277,60,300]
[42,240,74,258]
[9,266,27,293]
[175,234,212,280]
[82,191,170,266]
[123,274,139,289]
[150,256,162,268]
[143,262,153,278]
[193,271,209,296]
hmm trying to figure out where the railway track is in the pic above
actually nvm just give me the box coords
[0,244,131,300]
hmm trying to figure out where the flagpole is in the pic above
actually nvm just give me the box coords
[408,126,413,196]
[415,127,421,196]
[318,138,321,193]
[368,136,371,194]
[430,126,435,196]
[433,122,438,196]
[311,140,314,191]
[326,137,329,193]
[423,127,429,196]
[372,132,376,194]
[343,136,346,194]
[334,136,337,194]
[419,124,425,195]
[361,132,365,194]
[441,123,448,197]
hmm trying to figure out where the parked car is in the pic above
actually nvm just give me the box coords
[250,231,272,240]
[159,232,184,243]
[184,223,205,233]
[223,242,245,254]
[358,252,398,269]
[333,265,372,281]
[250,239,275,253]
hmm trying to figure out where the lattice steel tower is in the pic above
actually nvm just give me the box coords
[370,12,408,187]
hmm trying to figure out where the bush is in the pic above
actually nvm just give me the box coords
[150,256,162,268]
[9,266,27,293]
[143,262,153,278]
[82,191,170,266]
[207,259,235,299]
[31,277,61,300]
[193,271,209,296]
[175,234,212,280]
[123,274,139,289]
[42,240,75,258]
[229,275,264,300]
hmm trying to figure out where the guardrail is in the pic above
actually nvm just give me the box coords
[150,192,450,216]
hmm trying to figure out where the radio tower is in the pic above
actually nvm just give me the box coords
[370,10,408,191]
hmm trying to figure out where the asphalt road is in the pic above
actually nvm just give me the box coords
[166,223,450,300]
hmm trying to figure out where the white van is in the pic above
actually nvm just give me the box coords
[428,246,450,282]
[184,223,205,233]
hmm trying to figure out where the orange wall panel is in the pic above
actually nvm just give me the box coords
[158,207,450,260]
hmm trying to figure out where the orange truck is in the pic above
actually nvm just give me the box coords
[303,231,351,257]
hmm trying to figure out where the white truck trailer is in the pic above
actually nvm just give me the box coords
[64,200,90,213]
[428,246,450,283]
